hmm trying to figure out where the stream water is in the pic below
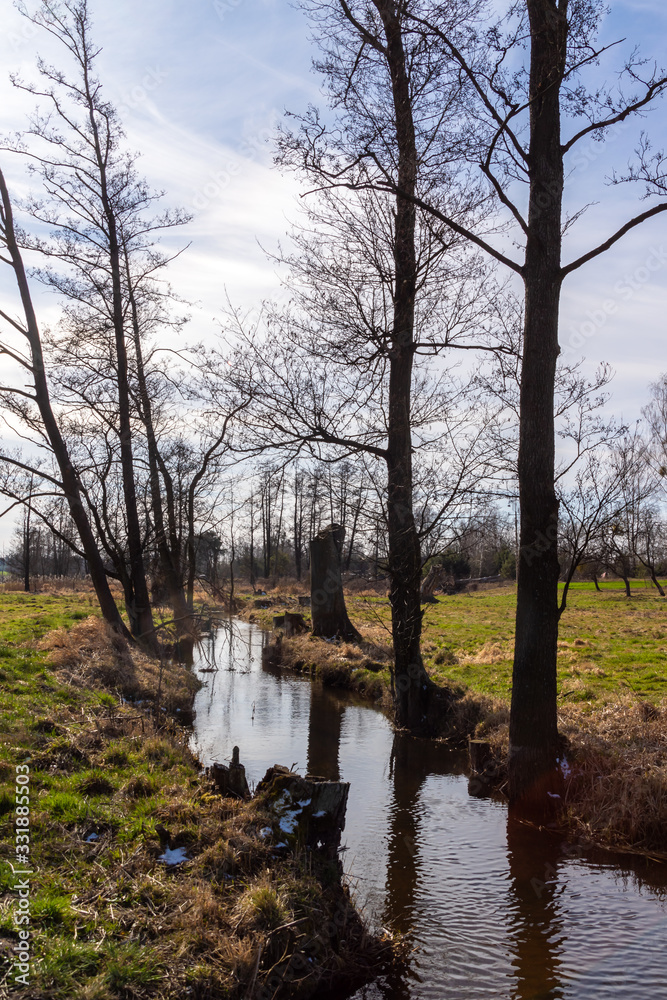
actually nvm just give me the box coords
[190,620,667,1000]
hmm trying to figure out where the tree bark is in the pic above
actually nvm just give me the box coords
[378,0,434,731]
[509,0,567,808]
[310,524,360,641]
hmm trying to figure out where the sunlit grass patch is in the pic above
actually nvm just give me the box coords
[0,590,381,998]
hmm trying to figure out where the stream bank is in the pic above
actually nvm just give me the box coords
[239,590,667,860]
[191,617,667,1000]
[0,599,385,1000]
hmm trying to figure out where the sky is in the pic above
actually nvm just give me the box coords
[0,0,666,548]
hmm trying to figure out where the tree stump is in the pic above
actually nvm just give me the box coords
[284,612,308,637]
[420,563,445,603]
[310,524,361,641]
[255,764,350,859]
[273,614,286,629]
[210,745,250,799]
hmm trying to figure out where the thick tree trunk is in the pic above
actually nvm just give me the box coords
[379,0,434,731]
[509,0,567,809]
[310,524,360,641]
[0,168,131,640]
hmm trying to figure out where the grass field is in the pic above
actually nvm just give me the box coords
[343,580,667,707]
[0,591,379,999]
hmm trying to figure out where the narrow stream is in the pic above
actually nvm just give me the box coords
[190,620,667,1000]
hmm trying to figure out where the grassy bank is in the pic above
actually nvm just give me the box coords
[0,592,384,999]
[239,581,667,858]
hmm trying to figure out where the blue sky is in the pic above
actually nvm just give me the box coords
[0,0,666,547]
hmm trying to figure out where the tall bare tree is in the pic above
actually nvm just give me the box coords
[229,0,506,730]
[375,0,667,806]
[0,166,130,637]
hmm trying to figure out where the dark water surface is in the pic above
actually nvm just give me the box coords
[190,620,667,1000]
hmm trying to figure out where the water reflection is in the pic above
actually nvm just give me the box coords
[307,685,344,780]
[506,819,564,1000]
[190,621,667,1000]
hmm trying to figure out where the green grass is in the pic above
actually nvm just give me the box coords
[0,590,376,999]
[0,590,99,645]
[347,579,667,706]
[0,592,208,997]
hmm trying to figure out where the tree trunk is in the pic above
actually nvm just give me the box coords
[107,224,156,650]
[379,0,434,731]
[126,263,190,628]
[23,498,31,593]
[249,494,256,589]
[310,524,360,641]
[509,0,567,809]
[650,570,665,597]
[0,168,131,640]
[592,572,601,592]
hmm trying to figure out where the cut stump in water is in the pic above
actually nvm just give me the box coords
[310,524,361,642]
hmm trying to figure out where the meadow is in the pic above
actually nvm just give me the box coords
[247,578,667,857]
[0,590,379,999]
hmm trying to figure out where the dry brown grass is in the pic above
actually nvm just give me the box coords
[475,696,667,856]
[461,641,512,666]
[557,697,667,855]
[275,632,392,705]
[38,615,199,716]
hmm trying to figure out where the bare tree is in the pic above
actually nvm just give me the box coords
[226,0,510,730]
[377,0,667,805]
[0,166,130,637]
